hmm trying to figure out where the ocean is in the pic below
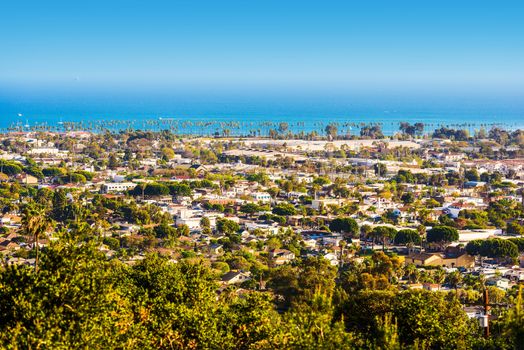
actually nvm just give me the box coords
[0,92,523,136]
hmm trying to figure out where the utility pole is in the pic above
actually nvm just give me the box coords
[482,288,491,339]
[467,287,509,339]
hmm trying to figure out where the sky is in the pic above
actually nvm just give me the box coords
[0,0,523,104]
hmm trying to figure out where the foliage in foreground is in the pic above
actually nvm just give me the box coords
[0,242,521,349]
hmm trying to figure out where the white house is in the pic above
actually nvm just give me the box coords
[251,192,272,203]
[221,271,252,285]
[100,182,137,193]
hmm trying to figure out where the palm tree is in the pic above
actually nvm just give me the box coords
[404,263,420,283]
[22,205,52,273]
[445,271,463,291]
[432,268,446,289]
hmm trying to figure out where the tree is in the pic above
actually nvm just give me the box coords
[464,169,480,182]
[374,163,387,177]
[465,239,483,256]
[426,226,459,249]
[341,290,472,348]
[278,122,289,134]
[360,125,384,139]
[216,218,240,235]
[399,122,417,137]
[272,202,296,216]
[400,192,414,204]
[414,123,424,136]
[240,203,260,216]
[177,224,190,237]
[130,183,169,197]
[0,242,136,348]
[507,221,524,235]
[22,204,52,273]
[445,271,462,290]
[167,183,192,197]
[200,216,210,229]
[329,217,359,237]
[467,238,518,262]
[325,124,338,139]
[399,122,424,138]
[161,147,175,160]
[0,160,23,176]
[394,229,421,247]
[108,153,119,169]
[503,288,524,349]
[371,226,397,251]
[154,222,179,239]
[313,176,330,186]
[52,189,69,222]
[393,290,471,348]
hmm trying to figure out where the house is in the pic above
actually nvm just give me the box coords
[206,198,237,206]
[423,283,441,291]
[442,251,476,268]
[504,269,524,281]
[0,239,20,253]
[322,234,343,247]
[269,249,295,265]
[251,192,272,203]
[405,251,475,268]
[311,198,344,210]
[442,206,461,219]
[464,181,486,189]
[189,164,208,176]
[16,174,39,185]
[323,252,339,266]
[221,271,252,285]
[407,283,424,290]
[100,182,137,193]
[486,277,510,290]
[0,214,22,225]
[208,243,224,255]
[303,238,318,249]
[414,252,447,268]
[175,216,202,229]
[442,153,465,162]
[464,306,484,319]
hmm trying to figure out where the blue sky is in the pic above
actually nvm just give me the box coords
[1,0,523,100]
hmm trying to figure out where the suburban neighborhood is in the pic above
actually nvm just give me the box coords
[2,125,524,348]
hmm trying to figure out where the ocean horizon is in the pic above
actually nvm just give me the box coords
[1,93,523,136]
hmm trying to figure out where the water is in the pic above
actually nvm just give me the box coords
[0,92,522,136]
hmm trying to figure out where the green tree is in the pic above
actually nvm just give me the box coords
[372,226,397,251]
[108,153,120,169]
[374,163,387,177]
[216,218,240,235]
[465,169,480,181]
[272,202,296,216]
[394,229,422,246]
[329,217,359,237]
[240,203,260,215]
[325,124,338,139]
[161,147,175,160]
[22,204,52,273]
[503,288,524,349]
[0,242,136,348]
[154,223,179,239]
[427,225,459,249]
[177,224,190,237]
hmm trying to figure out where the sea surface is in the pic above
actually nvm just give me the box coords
[0,93,522,136]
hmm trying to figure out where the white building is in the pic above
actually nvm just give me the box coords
[100,182,137,193]
[312,198,344,210]
[251,192,272,203]
[27,147,62,155]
